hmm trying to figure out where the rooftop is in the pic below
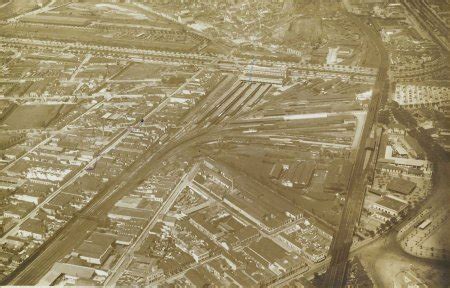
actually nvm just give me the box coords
[386,177,416,195]
[18,218,46,235]
[374,196,407,213]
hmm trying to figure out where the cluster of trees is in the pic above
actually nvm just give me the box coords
[0,103,17,122]
[390,102,417,128]
[367,208,412,237]
[409,128,449,162]
[0,133,26,150]
[376,217,399,234]
[376,108,391,126]
[380,101,449,162]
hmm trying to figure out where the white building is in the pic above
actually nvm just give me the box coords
[240,65,287,85]
[12,192,42,205]
[326,47,339,65]
[17,219,46,240]
[372,195,407,217]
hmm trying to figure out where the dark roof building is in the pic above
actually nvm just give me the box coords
[269,163,283,179]
[244,237,305,275]
[293,160,316,188]
[387,178,416,195]
[73,233,116,265]
[324,159,353,193]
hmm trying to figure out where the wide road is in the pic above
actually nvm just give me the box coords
[6,217,97,285]
[323,11,389,288]
[5,125,219,285]
[0,62,133,246]
[104,163,201,286]
[4,66,237,285]
[0,36,378,77]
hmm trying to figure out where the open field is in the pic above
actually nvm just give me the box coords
[0,25,199,52]
[356,233,450,288]
[2,104,67,129]
[52,2,175,27]
[116,63,169,80]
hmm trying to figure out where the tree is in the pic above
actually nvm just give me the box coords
[377,109,391,125]
[386,219,393,227]
[388,101,400,109]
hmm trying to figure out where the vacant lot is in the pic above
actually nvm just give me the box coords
[2,104,64,129]
[116,63,165,80]
[0,24,197,51]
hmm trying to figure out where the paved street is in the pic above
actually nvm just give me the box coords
[323,10,390,288]
[1,1,448,287]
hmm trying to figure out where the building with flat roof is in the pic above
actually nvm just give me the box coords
[17,218,46,240]
[393,269,428,288]
[387,123,407,135]
[38,262,96,286]
[282,161,316,188]
[73,233,115,265]
[240,65,287,85]
[0,251,13,264]
[107,206,153,220]
[269,163,283,180]
[245,237,303,275]
[11,190,44,205]
[324,159,353,193]
[75,242,112,265]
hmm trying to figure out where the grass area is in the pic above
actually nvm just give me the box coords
[2,104,64,129]
[357,234,450,288]
[0,134,11,145]
[0,134,13,147]
[0,133,26,149]
[116,63,165,80]
[0,25,198,52]
[202,43,230,55]
[361,39,380,68]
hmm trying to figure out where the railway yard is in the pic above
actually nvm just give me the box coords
[0,0,449,287]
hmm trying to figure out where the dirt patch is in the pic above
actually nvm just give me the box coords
[356,233,450,287]
[2,104,67,129]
